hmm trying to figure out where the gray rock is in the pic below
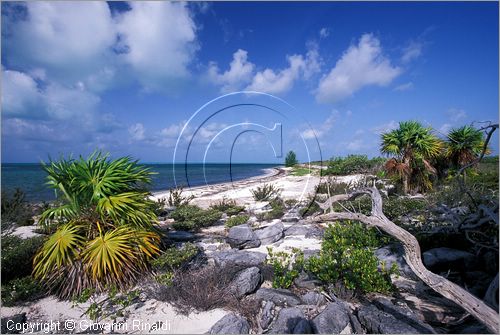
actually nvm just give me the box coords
[422,247,475,271]
[255,288,302,306]
[212,250,267,268]
[230,267,262,297]
[255,222,284,245]
[209,313,250,334]
[1,313,26,334]
[372,297,436,333]
[294,271,322,290]
[227,224,261,249]
[268,307,310,334]
[284,224,324,238]
[260,301,276,330]
[311,301,350,334]
[357,303,432,334]
[375,244,415,279]
[293,319,312,334]
[168,230,196,242]
[301,291,326,306]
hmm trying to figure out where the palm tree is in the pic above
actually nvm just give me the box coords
[33,152,160,298]
[445,125,488,169]
[381,121,442,194]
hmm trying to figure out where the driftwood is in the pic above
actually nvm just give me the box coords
[309,187,499,333]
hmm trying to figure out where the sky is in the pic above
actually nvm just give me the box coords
[2,1,499,164]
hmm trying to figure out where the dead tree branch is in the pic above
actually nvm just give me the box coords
[310,187,499,333]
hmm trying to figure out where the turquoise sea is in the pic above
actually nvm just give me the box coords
[1,163,278,202]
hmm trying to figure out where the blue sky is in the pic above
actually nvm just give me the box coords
[2,1,498,163]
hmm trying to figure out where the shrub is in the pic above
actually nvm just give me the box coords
[285,151,298,167]
[152,243,199,272]
[1,188,35,230]
[382,196,427,223]
[33,152,161,299]
[152,197,167,216]
[1,276,45,306]
[257,197,285,221]
[324,155,386,176]
[1,235,46,282]
[305,222,394,293]
[169,205,222,231]
[284,199,298,208]
[251,183,281,201]
[167,186,194,207]
[225,215,250,228]
[290,167,311,176]
[266,247,304,288]
[210,197,245,216]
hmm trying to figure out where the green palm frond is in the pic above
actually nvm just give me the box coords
[33,224,85,280]
[446,125,489,167]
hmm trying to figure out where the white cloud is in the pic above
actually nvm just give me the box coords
[446,108,467,122]
[394,82,414,91]
[4,2,116,84]
[115,1,198,91]
[316,34,401,103]
[301,110,339,139]
[208,49,255,93]
[129,123,146,141]
[346,139,365,151]
[2,69,42,118]
[247,47,321,94]
[372,120,398,134]
[319,27,330,39]
[401,41,423,63]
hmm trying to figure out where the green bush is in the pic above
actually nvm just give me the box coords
[225,215,250,228]
[324,155,386,176]
[169,205,222,231]
[152,243,199,272]
[266,247,304,289]
[257,197,285,221]
[306,222,394,293]
[210,198,245,216]
[1,235,46,282]
[382,197,427,223]
[167,186,194,207]
[285,151,298,167]
[251,183,281,201]
[1,188,35,230]
[1,276,44,306]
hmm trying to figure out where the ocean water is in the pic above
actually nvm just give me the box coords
[1,163,278,202]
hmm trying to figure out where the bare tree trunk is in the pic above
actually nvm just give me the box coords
[311,187,499,333]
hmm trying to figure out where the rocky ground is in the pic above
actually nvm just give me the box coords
[1,167,497,334]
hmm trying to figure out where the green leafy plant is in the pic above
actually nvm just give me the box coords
[1,276,45,306]
[169,205,222,231]
[151,243,199,272]
[285,151,299,167]
[225,215,250,228]
[446,125,489,169]
[257,197,285,221]
[2,235,46,282]
[210,197,245,216]
[381,121,442,194]
[324,155,386,176]
[266,247,304,288]
[306,222,394,293]
[167,186,194,207]
[33,152,161,299]
[1,188,36,229]
[251,183,281,201]
[72,287,139,321]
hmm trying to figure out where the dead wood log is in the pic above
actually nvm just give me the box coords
[310,187,499,333]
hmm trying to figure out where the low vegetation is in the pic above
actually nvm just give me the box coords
[170,205,222,231]
[266,247,304,289]
[210,197,245,216]
[323,155,386,176]
[1,188,37,230]
[306,222,396,293]
[251,183,281,201]
[225,215,250,228]
[167,186,194,207]
[257,197,285,221]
